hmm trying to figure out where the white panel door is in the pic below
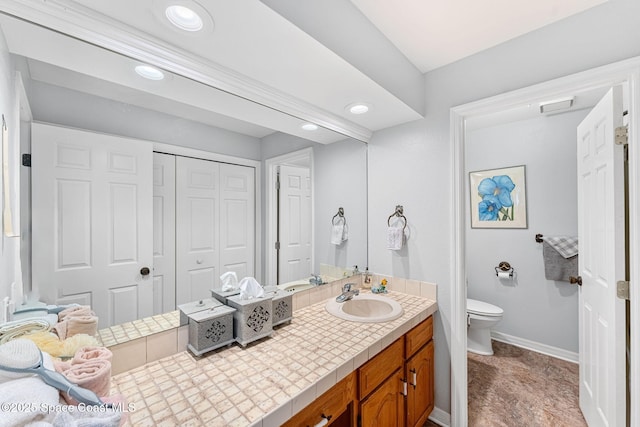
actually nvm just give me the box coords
[32,123,153,328]
[219,163,255,282]
[278,165,311,284]
[577,86,626,426]
[176,156,219,305]
[152,153,176,314]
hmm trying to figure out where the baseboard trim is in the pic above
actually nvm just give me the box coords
[428,406,451,427]
[491,331,579,363]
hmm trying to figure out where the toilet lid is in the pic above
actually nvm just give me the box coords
[467,298,503,316]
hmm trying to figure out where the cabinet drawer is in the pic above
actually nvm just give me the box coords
[405,316,433,358]
[359,338,404,399]
[282,371,356,427]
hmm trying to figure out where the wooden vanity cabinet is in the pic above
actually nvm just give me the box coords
[284,315,434,427]
[282,371,357,427]
[359,338,405,426]
[358,316,434,427]
[404,316,434,427]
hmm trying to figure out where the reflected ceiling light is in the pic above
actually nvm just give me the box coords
[135,65,165,81]
[301,123,319,131]
[165,5,204,31]
[346,103,371,115]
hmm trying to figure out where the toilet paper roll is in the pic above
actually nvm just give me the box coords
[497,271,511,279]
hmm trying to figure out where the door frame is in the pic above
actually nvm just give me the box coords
[265,147,314,286]
[449,57,640,426]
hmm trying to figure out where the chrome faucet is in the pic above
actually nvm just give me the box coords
[335,283,359,303]
[309,274,324,286]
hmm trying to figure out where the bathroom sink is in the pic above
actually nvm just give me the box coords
[277,281,314,293]
[325,294,403,323]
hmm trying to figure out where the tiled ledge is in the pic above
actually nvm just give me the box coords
[109,291,437,426]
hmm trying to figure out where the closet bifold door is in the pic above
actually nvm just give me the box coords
[175,156,220,305]
[219,163,255,280]
[152,153,176,314]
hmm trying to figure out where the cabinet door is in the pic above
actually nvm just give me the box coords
[406,340,434,427]
[360,369,405,427]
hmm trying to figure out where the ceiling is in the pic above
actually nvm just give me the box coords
[0,0,610,142]
[350,0,609,73]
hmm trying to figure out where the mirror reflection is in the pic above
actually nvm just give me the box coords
[1,14,367,328]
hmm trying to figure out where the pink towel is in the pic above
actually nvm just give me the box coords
[53,315,99,339]
[58,305,95,322]
[54,346,112,405]
[73,346,113,364]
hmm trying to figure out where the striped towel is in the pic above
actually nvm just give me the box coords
[544,236,578,258]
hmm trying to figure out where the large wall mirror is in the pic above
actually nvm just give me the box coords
[0,12,368,328]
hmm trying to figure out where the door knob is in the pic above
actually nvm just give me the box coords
[140,267,151,276]
[569,276,582,286]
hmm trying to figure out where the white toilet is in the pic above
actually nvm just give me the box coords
[467,298,504,355]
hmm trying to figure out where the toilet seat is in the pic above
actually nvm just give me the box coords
[467,298,503,317]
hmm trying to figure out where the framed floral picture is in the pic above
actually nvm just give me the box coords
[469,165,527,229]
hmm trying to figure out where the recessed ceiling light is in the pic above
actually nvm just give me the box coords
[347,103,371,115]
[135,65,165,81]
[301,123,319,131]
[165,5,204,31]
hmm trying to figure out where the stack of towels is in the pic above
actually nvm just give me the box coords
[54,346,113,405]
[0,343,123,427]
[53,305,98,340]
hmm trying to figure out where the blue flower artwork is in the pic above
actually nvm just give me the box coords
[469,166,527,228]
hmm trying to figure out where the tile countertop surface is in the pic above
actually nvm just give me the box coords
[110,291,437,427]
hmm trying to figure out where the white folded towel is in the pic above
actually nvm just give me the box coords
[239,277,264,300]
[387,226,403,250]
[220,271,239,292]
[330,222,348,245]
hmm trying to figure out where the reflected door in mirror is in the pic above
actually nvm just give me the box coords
[31,123,154,329]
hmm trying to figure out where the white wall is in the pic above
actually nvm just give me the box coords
[314,138,368,274]
[465,110,588,353]
[260,132,368,280]
[368,0,640,413]
[28,80,262,160]
[0,27,21,310]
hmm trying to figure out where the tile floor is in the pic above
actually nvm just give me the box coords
[467,340,586,427]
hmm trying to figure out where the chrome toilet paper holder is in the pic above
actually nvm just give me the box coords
[495,261,514,278]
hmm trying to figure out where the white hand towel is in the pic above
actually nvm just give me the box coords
[387,226,403,250]
[331,223,344,245]
[220,271,239,292]
[238,277,264,300]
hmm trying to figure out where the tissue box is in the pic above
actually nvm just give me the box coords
[267,289,293,326]
[210,287,241,305]
[179,298,236,356]
[226,295,274,347]
[178,298,220,326]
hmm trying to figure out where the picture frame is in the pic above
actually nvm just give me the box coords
[469,165,527,229]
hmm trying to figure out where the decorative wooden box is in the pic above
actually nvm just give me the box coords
[225,295,274,347]
[210,287,241,305]
[268,289,293,326]
[178,298,235,356]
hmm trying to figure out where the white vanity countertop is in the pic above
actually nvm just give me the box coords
[109,291,437,427]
